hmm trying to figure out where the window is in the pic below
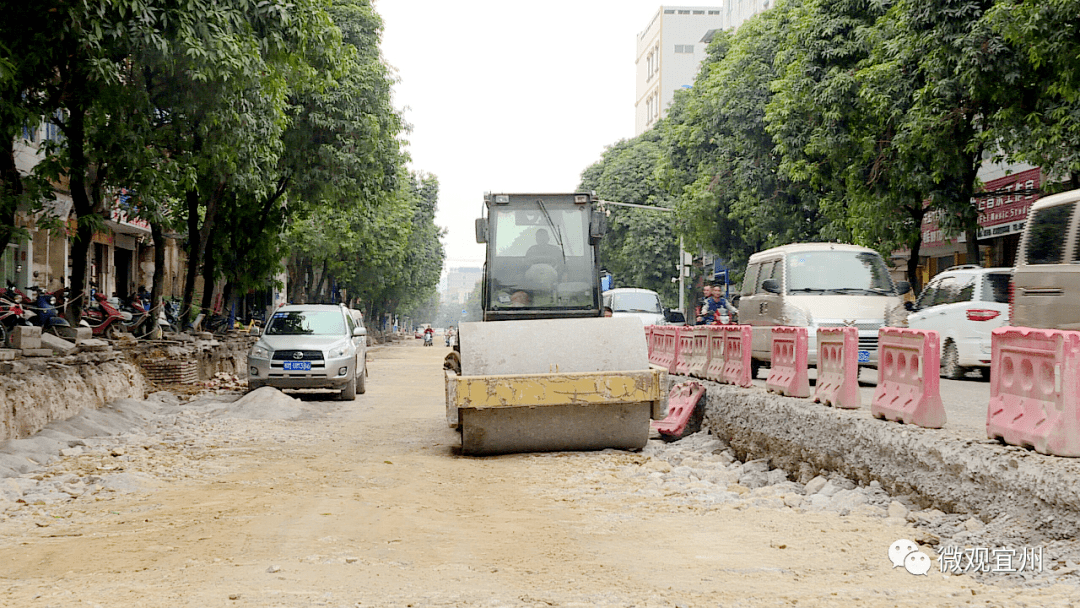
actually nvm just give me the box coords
[742,264,760,296]
[675,44,694,53]
[755,260,780,293]
[982,273,1011,303]
[678,10,690,14]
[915,281,938,310]
[709,10,720,15]
[693,10,705,14]
[1026,203,1074,264]
[664,9,675,13]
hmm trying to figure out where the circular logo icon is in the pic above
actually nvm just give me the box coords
[292,351,303,360]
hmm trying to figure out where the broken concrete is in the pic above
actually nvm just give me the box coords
[691,380,1080,541]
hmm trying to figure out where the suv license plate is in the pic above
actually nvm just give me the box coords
[284,361,312,371]
[857,350,870,363]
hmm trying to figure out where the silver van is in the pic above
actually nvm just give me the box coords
[738,243,910,377]
[1011,188,1080,330]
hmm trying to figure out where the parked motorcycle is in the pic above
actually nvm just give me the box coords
[81,292,129,339]
[26,286,72,336]
[118,294,155,339]
[0,292,30,347]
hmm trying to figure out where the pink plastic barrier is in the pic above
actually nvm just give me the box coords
[871,327,946,428]
[687,327,712,378]
[814,327,861,409]
[646,325,662,367]
[652,381,706,439]
[675,327,695,375]
[645,325,657,360]
[655,326,683,373]
[767,326,810,398]
[704,326,726,382]
[987,327,1080,457]
[721,325,753,388]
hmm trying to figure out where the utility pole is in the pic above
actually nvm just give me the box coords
[597,200,689,318]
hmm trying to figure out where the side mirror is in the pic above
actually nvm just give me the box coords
[353,326,366,337]
[475,217,488,244]
[895,281,911,295]
[589,210,607,245]
[903,301,915,312]
[762,278,781,294]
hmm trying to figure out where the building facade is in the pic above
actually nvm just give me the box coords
[634,6,724,135]
[442,266,483,306]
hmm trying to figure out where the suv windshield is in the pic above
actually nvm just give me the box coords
[786,250,894,295]
[265,310,345,336]
[611,292,662,314]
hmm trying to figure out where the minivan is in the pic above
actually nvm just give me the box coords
[738,243,910,377]
[1011,188,1080,330]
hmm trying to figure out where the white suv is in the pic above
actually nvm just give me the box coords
[904,265,1011,379]
[247,304,367,399]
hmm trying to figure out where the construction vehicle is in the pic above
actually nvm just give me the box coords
[444,192,667,455]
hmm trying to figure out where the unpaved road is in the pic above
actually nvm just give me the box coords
[1,341,1077,607]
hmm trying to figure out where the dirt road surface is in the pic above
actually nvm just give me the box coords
[1,341,1077,607]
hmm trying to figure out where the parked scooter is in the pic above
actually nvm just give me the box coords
[81,292,129,339]
[0,292,30,347]
[26,286,71,336]
[118,294,154,338]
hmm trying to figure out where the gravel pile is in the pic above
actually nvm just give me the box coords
[0,389,340,516]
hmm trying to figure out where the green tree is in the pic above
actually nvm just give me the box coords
[986,0,1080,189]
[661,3,825,278]
[578,130,679,303]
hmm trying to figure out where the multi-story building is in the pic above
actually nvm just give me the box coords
[635,3,775,135]
[442,266,483,306]
[635,6,724,135]
[725,0,774,31]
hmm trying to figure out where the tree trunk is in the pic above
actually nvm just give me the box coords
[0,143,23,255]
[181,189,201,325]
[149,220,167,336]
[199,227,216,315]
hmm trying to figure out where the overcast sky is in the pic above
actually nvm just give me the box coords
[376,0,675,271]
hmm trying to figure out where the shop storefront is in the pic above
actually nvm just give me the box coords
[893,165,1044,291]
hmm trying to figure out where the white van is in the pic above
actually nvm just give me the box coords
[1011,188,1080,330]
[737,243,910,377]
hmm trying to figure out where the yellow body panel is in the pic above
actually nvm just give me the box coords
[448,369,665,410]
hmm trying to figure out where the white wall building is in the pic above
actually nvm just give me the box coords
[442,266,483,306]
[634,6,724,135]
[725,0,773,31]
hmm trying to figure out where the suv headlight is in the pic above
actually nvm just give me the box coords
[250,344,271,359]
[328,343,352,359]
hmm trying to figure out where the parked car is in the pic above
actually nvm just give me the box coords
[602,288,670,326]
[738,243,910,376]
[347,308,368,394]
[1011,187,1080,330]
[904,265,1011,379]
[247,304,366,400]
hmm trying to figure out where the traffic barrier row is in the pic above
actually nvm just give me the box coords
[987,327,1080,457]
[646,322,1080,455]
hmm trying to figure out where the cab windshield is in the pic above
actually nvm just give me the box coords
[785,251,894,295]
[486,202,596,309]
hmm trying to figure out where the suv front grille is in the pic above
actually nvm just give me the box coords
[272,350,324,361]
